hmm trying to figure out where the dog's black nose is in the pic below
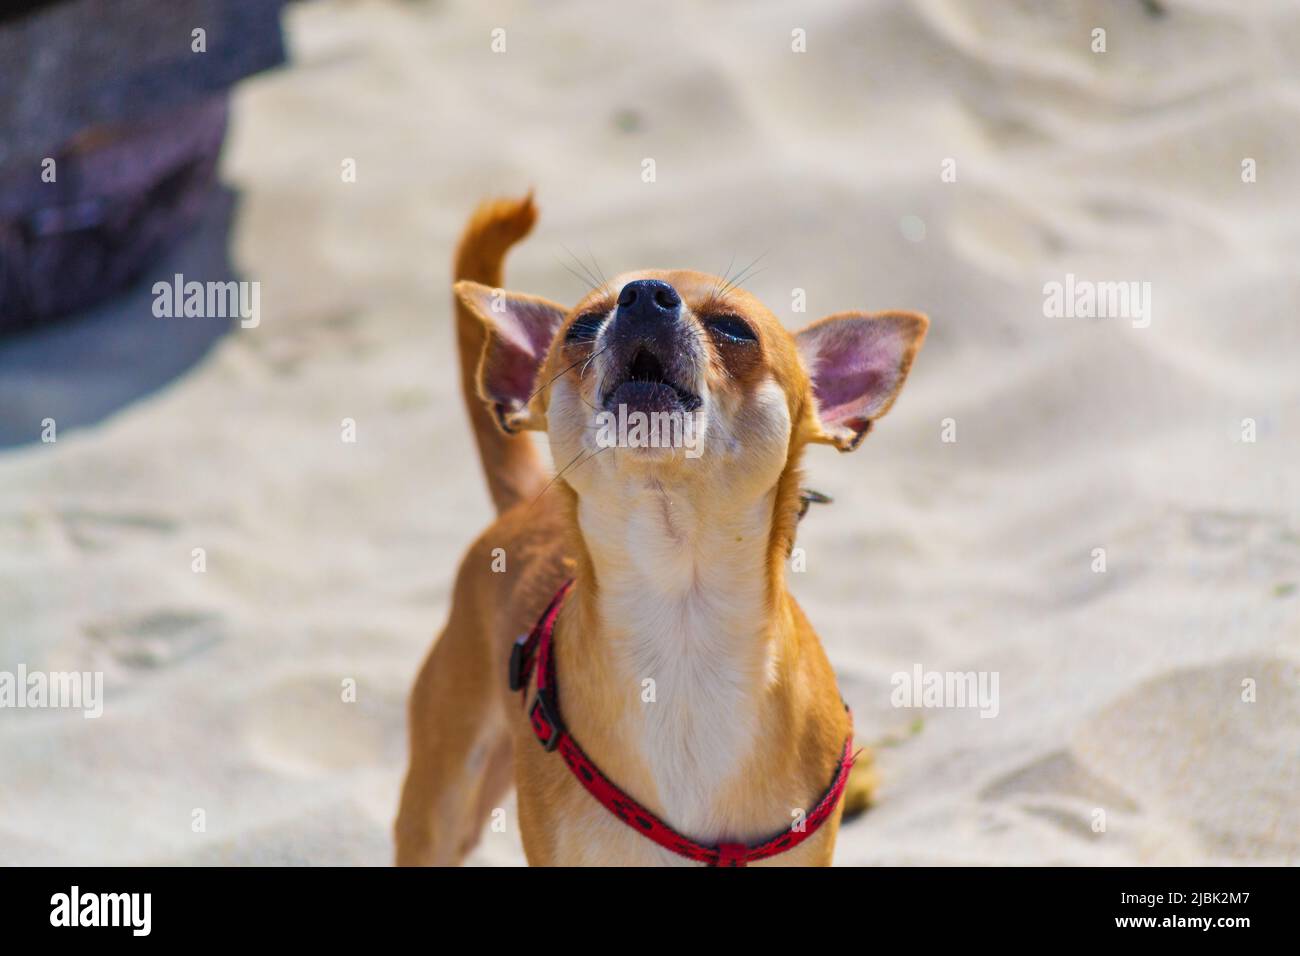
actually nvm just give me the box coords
[616,279,680,321]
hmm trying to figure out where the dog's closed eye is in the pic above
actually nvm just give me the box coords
[565,311,607,344]
[704,314,757,344]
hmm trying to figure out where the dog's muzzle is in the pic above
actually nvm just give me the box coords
[600,280,701,413]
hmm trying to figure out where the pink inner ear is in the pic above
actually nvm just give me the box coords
[806,322,901,424]
[812,339,887,422]
[486,339,543,406]
[480,297,566,407]
[502,300,566,361]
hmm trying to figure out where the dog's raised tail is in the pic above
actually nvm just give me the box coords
[453,193,548,514]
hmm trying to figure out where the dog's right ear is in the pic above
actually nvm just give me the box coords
[455,280,568,433]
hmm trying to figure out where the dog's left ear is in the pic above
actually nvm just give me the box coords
[455,280,568,432]
[795,310,928,451]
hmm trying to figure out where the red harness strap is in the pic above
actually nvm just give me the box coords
[508,580,856,867]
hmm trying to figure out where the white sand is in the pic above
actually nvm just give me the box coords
[2,0,1297,865]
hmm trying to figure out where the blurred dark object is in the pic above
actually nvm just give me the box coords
[0,0,286,333]
[0,99,229,329]
[0,1,75,26]
[0,186,239,448]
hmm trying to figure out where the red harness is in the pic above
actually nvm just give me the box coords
[508,580,856,867]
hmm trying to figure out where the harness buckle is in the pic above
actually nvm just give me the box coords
[508,633,531,692]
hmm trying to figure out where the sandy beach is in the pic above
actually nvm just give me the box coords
[1,0,1297,865]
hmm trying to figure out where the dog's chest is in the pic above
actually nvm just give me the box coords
[619,588,762,830]
[583,492,775,844]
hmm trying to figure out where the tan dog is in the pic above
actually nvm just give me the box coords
[395,194,927,866]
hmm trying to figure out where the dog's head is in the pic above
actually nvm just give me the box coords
[455,270,926,509]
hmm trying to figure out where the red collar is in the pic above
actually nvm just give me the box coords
[508,580,855,867]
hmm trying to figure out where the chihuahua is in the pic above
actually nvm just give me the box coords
[396,194,926,866]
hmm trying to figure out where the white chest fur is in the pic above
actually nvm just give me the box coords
[577,481,777,841]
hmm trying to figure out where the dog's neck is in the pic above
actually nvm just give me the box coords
[563,470,795,839]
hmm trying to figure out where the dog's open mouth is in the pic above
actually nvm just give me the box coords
[601,346,701,414]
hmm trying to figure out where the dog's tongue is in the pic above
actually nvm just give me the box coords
[606,379,682,415]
